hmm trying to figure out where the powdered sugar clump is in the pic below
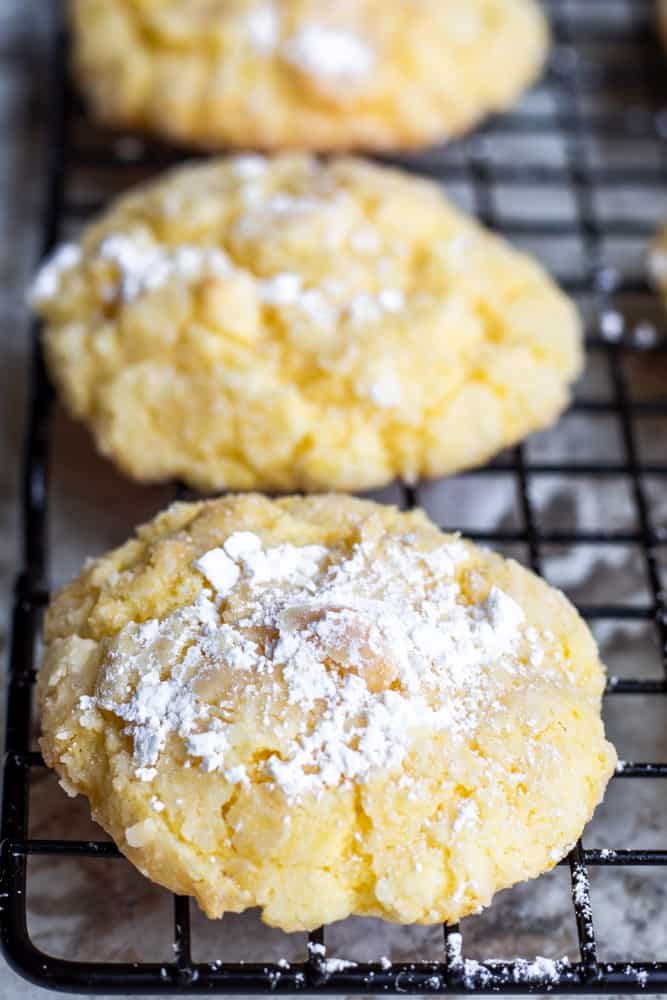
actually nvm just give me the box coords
[446,932,571,988]
[194,548,240,596]
[81,525,557,800]
[247,6,375,84]
[29,235,232,307]
[283,25,375,85]
[347,290,404,327]
[220,530,327,585]
[28,244,82,305]
[260,272,304,306]
[599,309,624,342]
[320,957,357,974]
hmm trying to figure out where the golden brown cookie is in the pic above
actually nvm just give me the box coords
[39,494,615,931]
[30,156,582,493]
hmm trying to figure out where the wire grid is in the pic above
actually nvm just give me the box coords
[2,0,667,993]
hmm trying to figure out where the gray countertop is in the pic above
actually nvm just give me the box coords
[2,1,667,998]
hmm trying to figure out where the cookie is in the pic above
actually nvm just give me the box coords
[69,0,549,152]
[30,156,582,493]
[39,494,615,932]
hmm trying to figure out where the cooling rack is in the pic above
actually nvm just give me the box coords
[2,0,667,993]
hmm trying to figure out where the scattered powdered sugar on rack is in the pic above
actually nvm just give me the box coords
[319,957,357,974]
[306,940,357,976]
[599,309,624,342]
[571,863,592,916]
[510,956,571,986]
[624,965,649,989]
[445,932,571,989]
[75,525,561,801]
[633,320,658,348]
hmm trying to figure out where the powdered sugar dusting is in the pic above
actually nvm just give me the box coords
[194,548,240,596]
[452,798,479,835]
[260,272,303,306]
[446,932,571,988]
[28,161,427,409]
[98,236,231,303]
[232,154,268,179]
[320,958,357,974]
[28,244,81,305]
[368,371,403,408]
[572,863,592,915]
[80,525,559,800]
[245,3,279,53]
[283,25,375,85]
[31,226,410,349]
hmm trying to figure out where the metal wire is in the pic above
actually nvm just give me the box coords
[2,0,667,992]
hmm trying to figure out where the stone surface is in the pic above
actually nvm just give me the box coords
[2,1,667,998]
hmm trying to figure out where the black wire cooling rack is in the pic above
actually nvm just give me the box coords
[3,0,667,994]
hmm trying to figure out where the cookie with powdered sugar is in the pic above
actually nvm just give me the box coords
[30,155,582,493]
[69,0,548,152]
[39,494,615,931]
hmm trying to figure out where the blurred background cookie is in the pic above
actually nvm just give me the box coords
[69,0,549,151]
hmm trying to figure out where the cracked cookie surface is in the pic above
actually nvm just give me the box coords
[39,494,615,931]
[69,0,549,151]
[31,155,582,493]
